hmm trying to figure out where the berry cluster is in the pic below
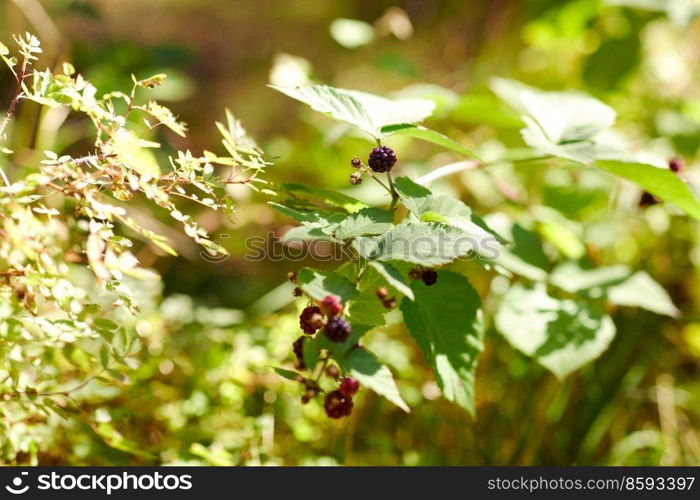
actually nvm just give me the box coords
[347,146,398,185]
[323,377,360,419]
[409,267,438,286]
[639,156,685,208]
[287,288,361,418]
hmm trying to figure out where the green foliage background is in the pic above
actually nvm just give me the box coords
[1,0,700,465]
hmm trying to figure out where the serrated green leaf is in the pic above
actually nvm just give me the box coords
[485,217,549,280]
[296,268,358,303]
[270,84,434,139]
[353,221,468,265]
[394,176,501,247]
[269,202,345,228]
[324,207,393,239]
[595,160,700,220]
[340,347,409,412]
[495,283,616,379]
[400,271,483,414]
[550,262,679,317]
[491,77,617,164]
[277,182,367,213]
[368,261,414,300]
[381,124,481,160]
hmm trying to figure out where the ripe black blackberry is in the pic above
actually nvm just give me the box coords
[292,336,306,369]
[368,146,397,173]
[324,316,351,342]
[422,269,438,286]
[639,191,659,208]
[324,389,354,418]
[299,305,324,334]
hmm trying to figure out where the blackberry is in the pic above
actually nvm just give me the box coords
[381,297,396,309]
[324,389,354,419]
[421,269,438,286]
[376,287,389,299]
[669,156,684,173]
[351,157,362,168]
[408,267,423,281]
[319,295,343,317]
[325,364,340,379]
[639,191,659,208]
[339,377,360,398]
[324,316,351,342]
[292,336,306,369]
[368,146,397,173]
[299,305,324,334]
[349,172,363,185]
[292,287,303,297]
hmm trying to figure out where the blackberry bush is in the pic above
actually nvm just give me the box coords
[270,77,684,420]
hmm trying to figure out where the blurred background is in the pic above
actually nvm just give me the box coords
[1,0,700,465]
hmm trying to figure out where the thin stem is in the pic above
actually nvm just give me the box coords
[367,171,392,194]
[386,170,399,210]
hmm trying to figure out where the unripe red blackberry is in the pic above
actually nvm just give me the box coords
[351,157,362,168]
[639,191,659,208]
[324,389,354,418]
[368,146,397,173]
[669,156,684,173]
[299,305,324,334]
[319,295,343,317]
[421,269,438,286]
[376,287,389,299]
[292,336,306,369]
[339,377,360,398]
[292,287,303,297]
[324,316,351,342]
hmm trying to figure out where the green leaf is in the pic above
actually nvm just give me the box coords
[354,220,487,266]
[277,182,367,213]
[347,287,387,326]
[394,176,502,250]
[595,160,700,220]
[491,78,616,164]
[495,283,616,379]
[268,202,345,228]
[296,268,358,304]
[400,271,484,414]
[274,367,301,382]
[536,219,586,259]
[381,124,481,160]
[340,347,409,412]
[270,84,435,139]
[486,218,549,281]
[550,262,679,317]
[608,271,679,317]
[368,261,414,300]
[323,207,393,239]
